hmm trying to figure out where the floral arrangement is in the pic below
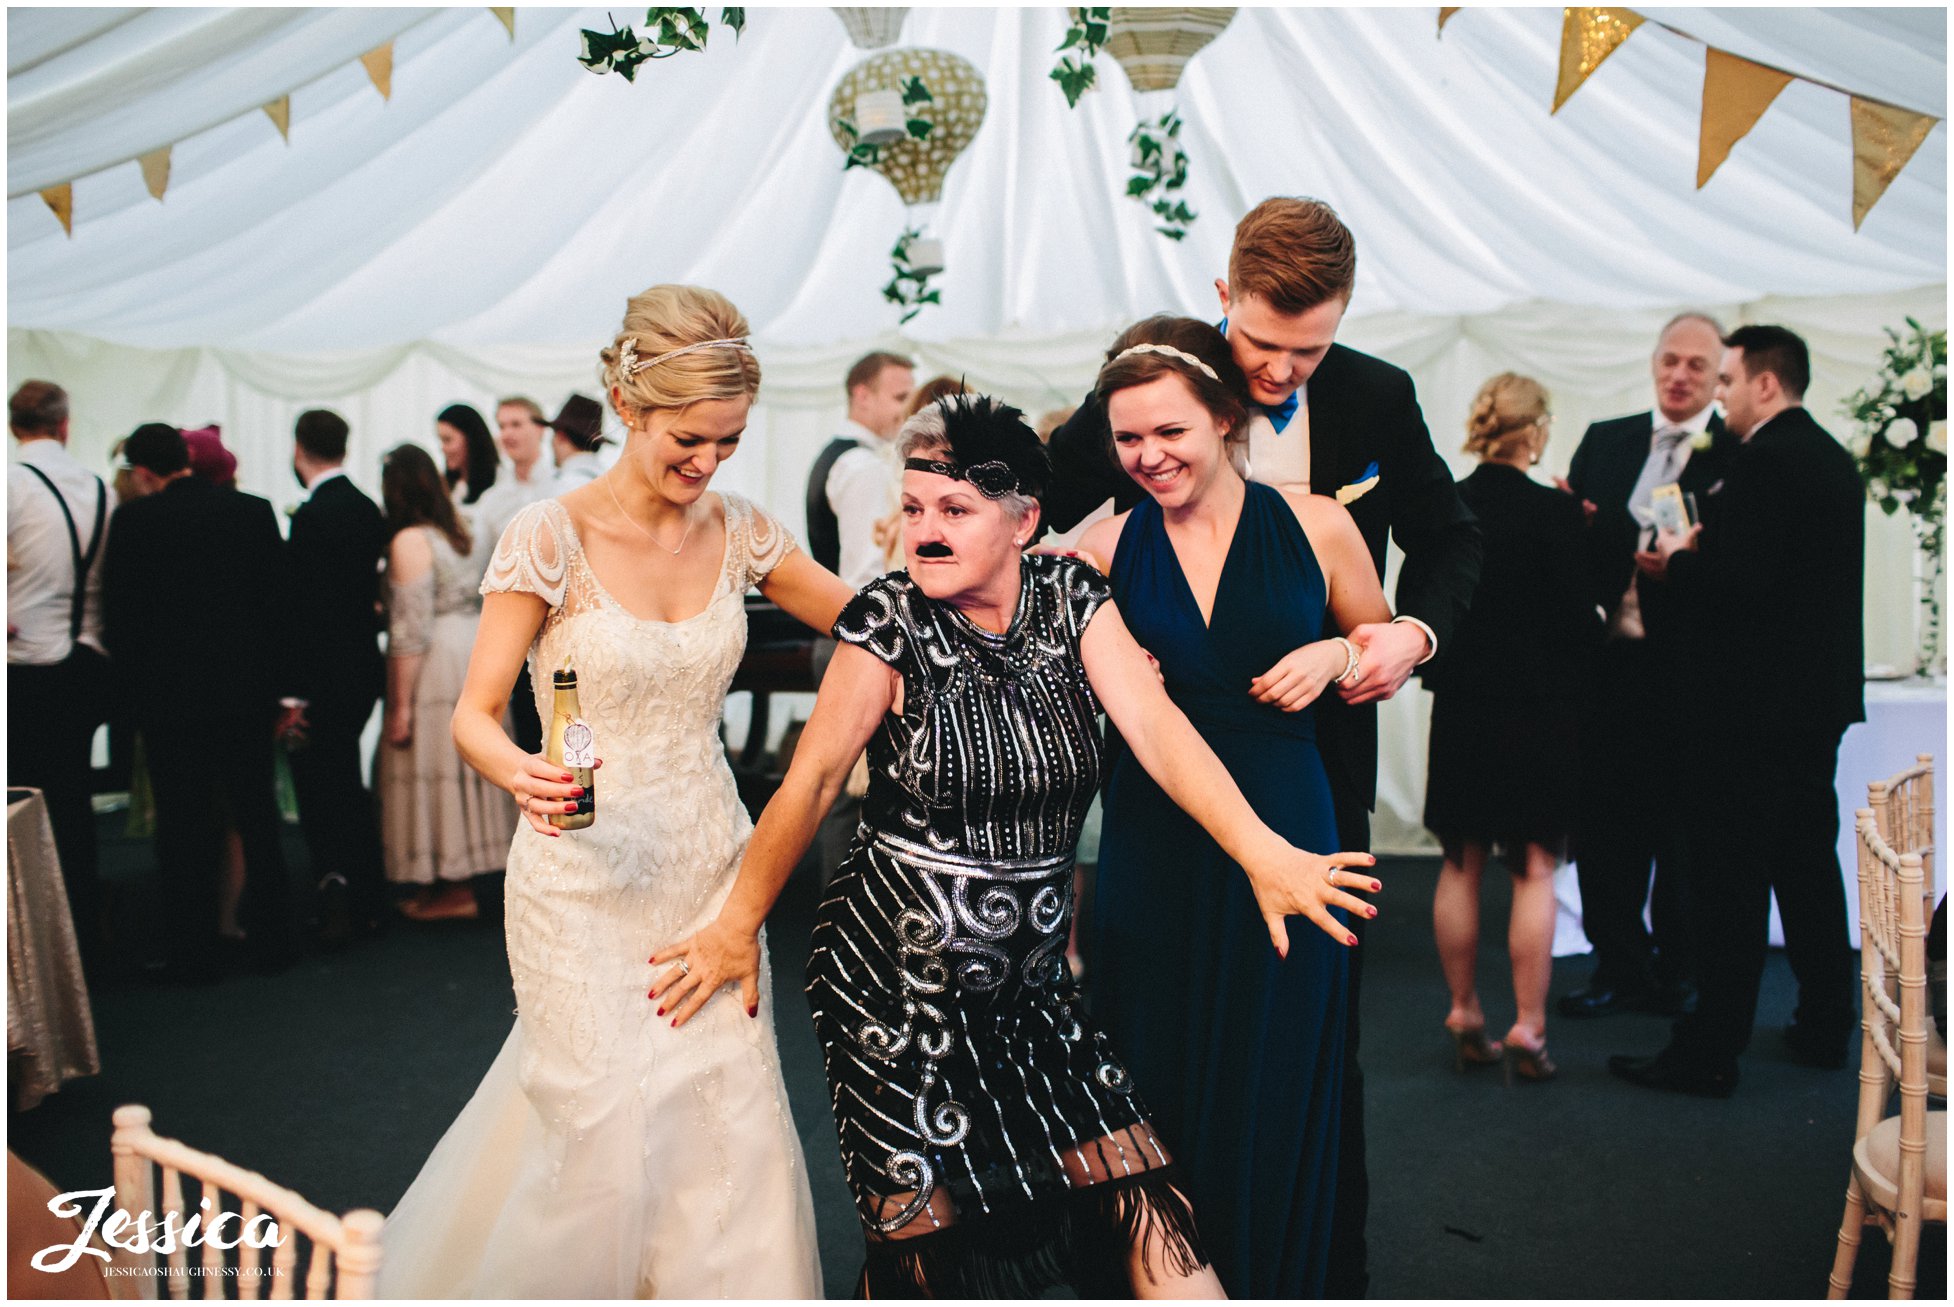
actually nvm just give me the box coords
[1846,318,1947,524]
[1844,317,1948,673]
[579,8,745,80]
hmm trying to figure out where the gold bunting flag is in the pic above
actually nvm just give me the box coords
[139,146,171,201]
[1553,7,1642,114]
[1438,8,1460,34]
[1697,48,1791,188]
[490,8,515,39]
[1851,97,1938,229]
[263,96,291,141]
[361,42,394,100]
[41,184,73,237]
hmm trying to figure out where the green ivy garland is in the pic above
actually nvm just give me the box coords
[1126,111,1196,240]
[883,227,942,325]
[579,8,745,80]
[1050,8,1110,107]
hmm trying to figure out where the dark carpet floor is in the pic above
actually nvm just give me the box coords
[7,816,1943,1299]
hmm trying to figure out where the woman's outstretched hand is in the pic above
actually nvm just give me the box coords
[1244,846,1382,957]
[649,916,761,1028]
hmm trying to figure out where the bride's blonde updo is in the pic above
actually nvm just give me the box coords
[597,285,762,424]
[1463,372,1550,461]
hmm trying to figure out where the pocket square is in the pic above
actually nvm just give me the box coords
[1335,462,1381,506]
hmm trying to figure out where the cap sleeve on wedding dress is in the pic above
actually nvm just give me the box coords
[723,492,798,591]
[482,499,571,608]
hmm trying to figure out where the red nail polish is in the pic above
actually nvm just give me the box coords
[656,1007,665,1016]
[747,1005,758,1018]
[561,773,573,783]
[571,786,586,797]
[1347,934,1359,947]
[669,1017,677,1028]
[1368,906,1379,919]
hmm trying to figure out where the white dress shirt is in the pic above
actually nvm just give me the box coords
[826,419,899,590]
[1244,384,1311,493]
[8,438,110,664]
[553,450,604,490]
[472,463,555,565]
[1609,402,1717,641]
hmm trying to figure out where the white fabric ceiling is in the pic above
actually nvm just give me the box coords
[7,5,1946,352]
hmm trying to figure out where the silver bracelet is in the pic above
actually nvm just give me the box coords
[1330,636,1361,686]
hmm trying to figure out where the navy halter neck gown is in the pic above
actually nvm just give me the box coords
[1090,479,1350,1298]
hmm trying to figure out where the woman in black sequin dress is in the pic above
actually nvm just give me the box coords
[648,396,1381,1298]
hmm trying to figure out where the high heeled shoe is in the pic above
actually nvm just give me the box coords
[1503,1035,1558,1085]
[1445,1021,1504,1072]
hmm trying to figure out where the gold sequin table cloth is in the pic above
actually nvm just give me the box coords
[7,788,99,1109]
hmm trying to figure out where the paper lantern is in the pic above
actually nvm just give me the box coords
[828,48,987,207]
[1104,8,1236,93]
[853,88,909,145]
[832,7,908,50]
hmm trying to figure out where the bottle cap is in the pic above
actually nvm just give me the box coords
[552,668,577,688]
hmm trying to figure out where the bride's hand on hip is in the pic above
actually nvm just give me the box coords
[509,754,601,838]
[650,917,761,1028]
[1245,846,1381,958]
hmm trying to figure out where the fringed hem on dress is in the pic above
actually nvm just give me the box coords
[856,1164,1209,1300]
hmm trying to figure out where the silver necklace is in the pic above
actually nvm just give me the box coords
[603,461,695,556]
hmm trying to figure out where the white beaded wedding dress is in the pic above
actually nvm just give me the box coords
[379,493,822,1299]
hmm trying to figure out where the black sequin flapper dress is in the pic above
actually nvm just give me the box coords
[807,555,1204,1298]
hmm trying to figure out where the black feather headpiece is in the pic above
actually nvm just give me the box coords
[904,392,1051,503]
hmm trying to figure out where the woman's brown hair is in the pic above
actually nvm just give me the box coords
[382,443,472,556]
[1094,315,1253,454]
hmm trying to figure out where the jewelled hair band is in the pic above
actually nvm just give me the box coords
[618,337,753,375]
[1112,342,1220,383]
[904,456,1021,500]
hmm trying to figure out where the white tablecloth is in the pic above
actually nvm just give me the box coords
[1552,678,1947,956]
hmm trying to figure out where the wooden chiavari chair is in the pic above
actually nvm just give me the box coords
[1867,756,1943,1098]
[1827,814,1943,1299]
[106,1105,382,1300]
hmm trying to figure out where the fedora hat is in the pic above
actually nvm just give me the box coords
[543,394,605,451]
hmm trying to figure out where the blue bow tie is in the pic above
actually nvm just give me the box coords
[1217,316,1300,433]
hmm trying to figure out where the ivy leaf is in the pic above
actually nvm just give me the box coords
[1126,174,1155,198]
[906,117,934,140]
[901,76,933,105]
[720,7,744,37]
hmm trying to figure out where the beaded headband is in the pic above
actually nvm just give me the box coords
[1112,342,1221,383]
[904,456,1021,500]
[618,336,753,376]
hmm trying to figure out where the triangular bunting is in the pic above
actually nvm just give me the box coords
[139,146,171,201]
[361,42,394,100]
[1438,8,1460,34]
[1553,7,1642,114]
[1697,48,1792,188]
[490,7,515,39]
[1851,97,1938,230]
[263,96,291,141]
[40,184,73,237]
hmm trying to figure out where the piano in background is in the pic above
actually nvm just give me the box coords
[727,595,822,818]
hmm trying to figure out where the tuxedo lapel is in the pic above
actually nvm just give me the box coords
[1304,346,1345,489]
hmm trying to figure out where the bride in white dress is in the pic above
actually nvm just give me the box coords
[379,285,851,1298]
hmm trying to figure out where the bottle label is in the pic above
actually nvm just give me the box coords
[561,718,596,769]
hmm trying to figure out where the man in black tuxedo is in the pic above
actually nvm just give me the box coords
[1611,325,1865,1096]
[103,424,299,981]
[1045,197,1482,1297]
[1559,314,1737,1020]
[285,410,389,945]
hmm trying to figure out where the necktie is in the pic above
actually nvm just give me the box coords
[1629,425,1690,537]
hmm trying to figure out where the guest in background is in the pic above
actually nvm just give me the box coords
[545,394,606,489]
[474,398,558,755]
[1423,374,1599,1083]
[181,425,238,487]
[804,350,913,590]
[285,409,390,945]
[1612,325,1864,1097]
[1558,313,1735,1021]
[437,404,499,508]
[8,380,113,965]
[103,423,297,981]
[376,444,510,922]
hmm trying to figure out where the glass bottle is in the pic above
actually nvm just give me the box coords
[547,665,596,830]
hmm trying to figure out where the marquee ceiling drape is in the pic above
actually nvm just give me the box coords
[7,6,1944,352]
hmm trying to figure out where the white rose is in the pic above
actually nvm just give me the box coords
[1889,417,1920,448]
[1901,369,1934,400]
[1929,420,1948,455]
[1689,429,1714,452]
[1850,429,1874,458]
[1897,487,1919,505]
[1870,478,1891,500]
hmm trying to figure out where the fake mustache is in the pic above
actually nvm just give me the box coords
[914,541,955,559]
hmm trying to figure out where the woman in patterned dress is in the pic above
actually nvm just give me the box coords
[379,286,851,1297]
[653,395,1382,1298]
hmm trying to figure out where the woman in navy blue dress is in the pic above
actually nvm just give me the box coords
[1076,317,1391,1298]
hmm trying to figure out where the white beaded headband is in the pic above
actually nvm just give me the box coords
[1113,342,1220,383]
[618,336,753,375]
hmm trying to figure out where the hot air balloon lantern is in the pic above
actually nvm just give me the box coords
[831,7,909,50]
[1103,7,1235,240]
[830,48,987,322]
